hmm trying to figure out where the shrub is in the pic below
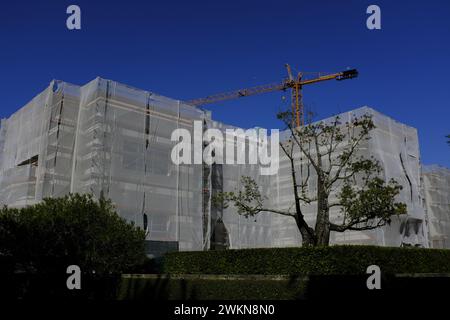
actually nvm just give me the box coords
[162,246,450,275]
[0,194,147,276]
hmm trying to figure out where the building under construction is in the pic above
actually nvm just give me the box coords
[0,78,449,253]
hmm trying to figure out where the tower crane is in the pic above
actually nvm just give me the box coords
[186,65,358,127]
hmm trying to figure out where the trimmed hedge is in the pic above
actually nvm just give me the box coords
[162,245,450,275]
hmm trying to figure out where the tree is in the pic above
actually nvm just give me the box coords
[447,134,450,145]
[0,194,147,275]
[216,111,406,246]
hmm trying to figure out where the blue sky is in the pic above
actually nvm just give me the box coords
[0,0,449,166]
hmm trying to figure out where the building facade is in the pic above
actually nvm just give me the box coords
[0,78,448,252]
[423,165,450,248]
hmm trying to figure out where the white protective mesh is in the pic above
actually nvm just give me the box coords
[422,165,450,248]
[0,79,447,251]
[0,81,80,206]
[207,120,273,249]
[70,78,204,251]
[267,107,429,247]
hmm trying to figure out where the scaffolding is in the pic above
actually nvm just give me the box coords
[0,79,448,251]
[423,165,450,248]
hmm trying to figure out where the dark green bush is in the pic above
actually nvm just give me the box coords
[0,194,147,276]
[163,246,450,275]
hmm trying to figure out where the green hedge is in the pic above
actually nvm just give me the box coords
[162,245,450,275]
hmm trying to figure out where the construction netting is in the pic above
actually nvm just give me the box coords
[201,107,431,249]
[206,120,274,249]
[0,81,80,206]
[267,107,429,247]
[423,165,450,248]
[69,78,205,251]
[0,79,448,252]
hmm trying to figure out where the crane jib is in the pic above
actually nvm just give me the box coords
[186,68,358,107]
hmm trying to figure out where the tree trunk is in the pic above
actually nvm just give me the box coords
[287,154,316,246]
[314,180,330,246]
[301,227,316,246]
[294,215,316,246]
[315,212,330,245]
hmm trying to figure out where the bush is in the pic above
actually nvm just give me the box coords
[162,246,450,275]
[0,194,147,276]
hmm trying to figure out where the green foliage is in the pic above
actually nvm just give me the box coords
[0,194,147,275]
[214,176,267,218]
[336,178,406,231]
[163,246,450,276]
[217,112,408,246]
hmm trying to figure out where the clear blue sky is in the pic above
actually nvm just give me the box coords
[0,0,449,167]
